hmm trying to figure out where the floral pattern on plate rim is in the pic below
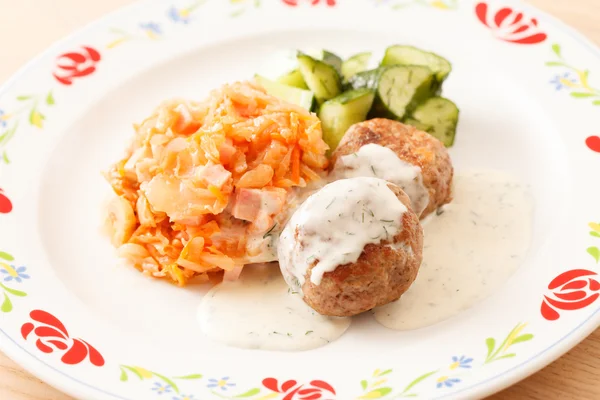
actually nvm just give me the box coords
[0,250,27,313]
[0,1,598,399]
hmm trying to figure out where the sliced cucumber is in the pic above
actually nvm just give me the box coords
[409,97,459,147]
[348,67,387,91]
[381,45,452,83]
[255,75,315,110]
[370,65,435,120]
[318,89,375,152]
[306,49,343,75]
[277,70,308,89]
[341,52,372,81]
[297,53,343,104]
[404,118,433,132]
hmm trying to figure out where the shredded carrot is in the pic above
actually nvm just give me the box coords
[291,145,301,184]
[105,80,330,286]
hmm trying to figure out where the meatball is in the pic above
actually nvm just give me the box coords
[332,118,453,218]
[278,177,423,317]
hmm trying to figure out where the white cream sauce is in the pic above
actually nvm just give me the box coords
[278,177,406,288]
[198,263,350,351]
[374,170,533,330]
[331,144,429,216]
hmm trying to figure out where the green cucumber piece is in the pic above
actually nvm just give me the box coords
[404,118,433,132]
[297,53,342,104]
[255,75,315,110]
[370,65,435,120]
[348,67,387,91]
[409,97,459,147]
[318,89,375,152]
[342,52,372,80]
[277,70,308,89]
[306,49,343,74]
[381,45,452,83]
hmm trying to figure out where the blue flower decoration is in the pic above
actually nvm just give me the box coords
[207,376,236,391]
[140,22,163,35]
[0,109,7,128]
[436,376,461,389]
[167,6,191,24]
[1,265,30,283]
[172,395,195,400]
[549,72,577,91]
[151,382,172,395]
[450,355,473,369]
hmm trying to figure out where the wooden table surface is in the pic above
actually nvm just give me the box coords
[1,0,599,399]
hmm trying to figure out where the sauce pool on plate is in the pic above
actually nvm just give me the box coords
[197,263,351,351]
[373,170,533,330]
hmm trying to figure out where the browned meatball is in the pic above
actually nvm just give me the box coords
[332,119,453,218]
[301,184,423,317]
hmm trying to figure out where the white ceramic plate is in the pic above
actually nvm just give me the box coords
[1,0,600,399]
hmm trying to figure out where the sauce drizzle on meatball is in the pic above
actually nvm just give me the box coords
[331,143,430,216]
[278,177,407,289]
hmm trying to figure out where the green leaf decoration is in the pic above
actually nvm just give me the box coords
[153,372,179,393]
[591,232,600,238]
[1,293,12,313]
[46,91,55,106]
[1,151,9,164]
[587,247,600,263]
[174,373,203,380]
[0,252,14,261]
[119,368,128,382]
[495,353,516,361]
[511,333,534,345]
[545,61,565,67]
[570,92,595,98]
[29,109,45,128]
[377,369,393,377]
[2,285,26,297]
[593,100,600,106]
[235,388,261,398]
[361,387,392,398]
[552,43,561,57]
[361,380,368,390]
[121,365,145,380]
[16,95,32,101]
[485,337,496,359]
[402,370,438,394]
[0,124,18,147]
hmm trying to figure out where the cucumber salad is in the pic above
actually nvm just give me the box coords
[255,46,459,150]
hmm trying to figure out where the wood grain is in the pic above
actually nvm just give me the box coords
[0,0,599,399]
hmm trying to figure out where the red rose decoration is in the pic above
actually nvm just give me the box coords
[475,2,547,45]
[53,46,102,86]
[586,136,600,153]
[21,310,105,366]
[541,269,600,321]
[263,377,336,400]
[282,0,336,6]
[0,188,12,213]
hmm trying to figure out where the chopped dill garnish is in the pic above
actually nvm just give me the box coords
[370,165,377,175]
[287,333,292,337]
[347,232,356,236]
[436,208,445,216]
[380,219,394,223]
[383,226,389,240]
[263,223,278,239]
[325,197,336,209]
[305,330,314,335]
